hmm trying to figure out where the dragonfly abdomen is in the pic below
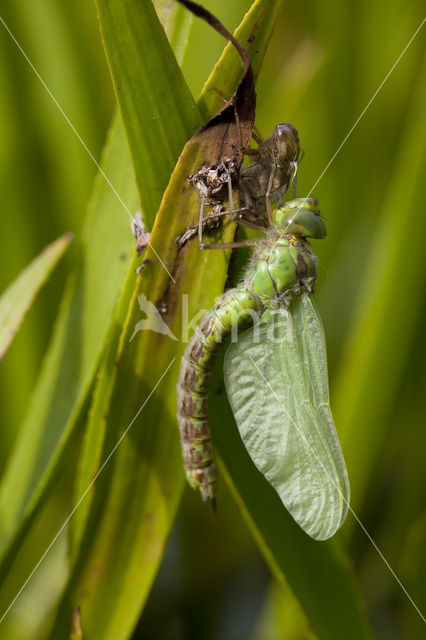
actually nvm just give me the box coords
[177,287,261,502]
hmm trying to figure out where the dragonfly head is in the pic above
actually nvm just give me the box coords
[273,123,300,163]
[273,198,327,239]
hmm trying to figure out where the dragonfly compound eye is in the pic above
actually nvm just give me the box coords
[274,201,326,239]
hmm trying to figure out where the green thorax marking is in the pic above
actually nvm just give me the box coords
[245,235,317,307]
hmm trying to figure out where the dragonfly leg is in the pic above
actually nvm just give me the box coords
[265,158,278,224]
[200,239,255,250]
[290,161,298,198]
[209,86,244,153]
[178,203,252,248]
[251,125,264,145]
[196,194,244,250]
[198,200,255,249]
[221,160,236,219]
[208,89,264,160]
[199,205,267,233]
[236,217,268,233]
[198,196,207,248]
[239,173,255,213]
[233,104,243,151]
[209,85,230,104]
[210,88,260,158]
[243,146,259,157]
[290,149,305,198]
[219,159,265,228]
[197,161,264,248]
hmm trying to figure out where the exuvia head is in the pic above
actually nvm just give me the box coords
[273,123,300,163]
[273,198,326,239]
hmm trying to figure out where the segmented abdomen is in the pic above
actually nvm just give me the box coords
[177,287,260,503]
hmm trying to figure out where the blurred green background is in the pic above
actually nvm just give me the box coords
[0,0,425,638]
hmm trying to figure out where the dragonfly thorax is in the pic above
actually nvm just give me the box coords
[245,235,317,309]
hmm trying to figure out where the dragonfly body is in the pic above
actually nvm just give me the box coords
[177,198,324,502]
[177,287,257,501]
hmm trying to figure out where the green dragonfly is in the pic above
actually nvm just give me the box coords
[177,197,350,540]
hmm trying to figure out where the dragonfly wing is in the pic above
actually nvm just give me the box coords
[224,294,349,540]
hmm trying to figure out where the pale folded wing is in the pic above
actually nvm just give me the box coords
[224,294,350,540]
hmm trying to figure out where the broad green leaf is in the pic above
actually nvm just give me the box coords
[334,52,426,512]
[0,0,109,464]
[0,234,72,360]
[0,0,197,583]
[156,0,193,67]
[10,0,111,229]
[224,295,349,540]
[67,263,139,564]
[0,117,138,583]
[96,0,201,226]
[49,2,284,637]
[68,0,194,563]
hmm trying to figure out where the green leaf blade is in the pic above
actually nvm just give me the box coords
[0,234,72,361]
[0,119,138,565]
[95,0,202,225]
[334,52,426,513]
[0,0,197,578]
